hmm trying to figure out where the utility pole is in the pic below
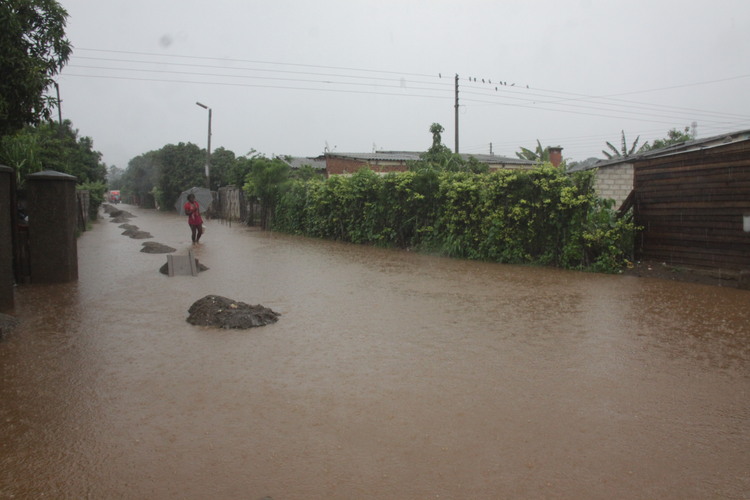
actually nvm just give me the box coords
[54,82,63,137]
[196,102,212,190]
[54,82,63,125]
[454,74,459,154]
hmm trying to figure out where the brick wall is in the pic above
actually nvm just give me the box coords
[326,157,408,176]
[594,163,633,209]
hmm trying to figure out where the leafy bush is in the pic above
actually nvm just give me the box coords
[77,181,107,220]
[270,166,636,273]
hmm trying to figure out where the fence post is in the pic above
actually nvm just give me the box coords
[0,165,14,311]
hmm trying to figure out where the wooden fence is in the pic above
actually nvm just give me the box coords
[634,140,750,273]
[215,186,260,226]
[76,189,89,232]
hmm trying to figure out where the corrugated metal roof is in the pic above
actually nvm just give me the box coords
[279,156,327,170]
[574,129,750,171]
[459,154,535,165]
[326,151,535,165]
[327,151,423,162]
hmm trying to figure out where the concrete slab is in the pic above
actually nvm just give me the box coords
[167,250,198,276]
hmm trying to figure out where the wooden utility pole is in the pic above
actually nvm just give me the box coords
[54,82,63,137]
[54,83,63,125]
[454,74,459,154]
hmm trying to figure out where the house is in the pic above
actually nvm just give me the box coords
[323,151,536,176]
[568,130,750,279]
[324,151,421,176]
[631,132,750,279]
[278,155,327,173]
[569,129,750,211]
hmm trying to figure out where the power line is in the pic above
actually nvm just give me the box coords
[60,72,454,101]
[71,55,454,89]
[66,61,744,128]
[66,64,451,94]
[68,48,749,127]
[460,83,748,122]
[63,48,750,159]
[74,47,440,79]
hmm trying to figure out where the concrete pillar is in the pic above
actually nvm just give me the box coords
[0,165,14,311]
[26,170,78,283]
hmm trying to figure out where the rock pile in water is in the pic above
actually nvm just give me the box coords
[141,241,176,253]
[186,295,280,329]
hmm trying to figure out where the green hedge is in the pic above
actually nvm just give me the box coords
[77,181,107,221]
[272,165,636,273]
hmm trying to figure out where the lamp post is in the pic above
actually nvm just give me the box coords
[195,101,211,189]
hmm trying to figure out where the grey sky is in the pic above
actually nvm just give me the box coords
[56,0,750,169]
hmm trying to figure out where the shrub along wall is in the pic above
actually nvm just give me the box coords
[273,165,636,273]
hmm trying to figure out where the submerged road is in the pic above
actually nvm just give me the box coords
[1,204,749,499]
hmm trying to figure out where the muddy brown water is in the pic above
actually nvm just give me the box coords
[1,205,749,499]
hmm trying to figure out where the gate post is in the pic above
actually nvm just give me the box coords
[0,165,14,311]
[26,170,78,283]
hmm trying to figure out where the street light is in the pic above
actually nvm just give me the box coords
[195,101,211,189]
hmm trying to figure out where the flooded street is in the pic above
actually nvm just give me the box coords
[1,205,749,499]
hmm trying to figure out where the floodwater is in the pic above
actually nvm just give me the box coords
[1,205,749,500]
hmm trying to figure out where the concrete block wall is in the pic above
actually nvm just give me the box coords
[594,163,633,209]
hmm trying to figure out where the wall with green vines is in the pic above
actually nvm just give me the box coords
[272,165,637,273]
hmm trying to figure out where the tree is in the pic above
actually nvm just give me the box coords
[429,123,447,152]
[155,142,205,209]
[602,130,648,159]
[206,146,236,189]
[423,122,453,160]
[228,149,260,187]
[0,127,41,186]
[643,126,693,151]
[121,152,159,205]
[107,165,125,190]
[0,0,72,137]
[516,140,550,162]
[0,120,106,187]
[33,120,106,183]
[291,164,322,181]
[243,156,290,229]
[418,123,486,173]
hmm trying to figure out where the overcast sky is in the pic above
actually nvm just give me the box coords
[55,0,750,169]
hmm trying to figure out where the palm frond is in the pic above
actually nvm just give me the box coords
[627,135,641,156]
[605,141,621,157]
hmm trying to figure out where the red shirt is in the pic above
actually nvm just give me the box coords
[184,201,203,226]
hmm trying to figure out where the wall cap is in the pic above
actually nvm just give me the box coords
[26,170,77,182]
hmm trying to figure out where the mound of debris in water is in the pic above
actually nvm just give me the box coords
[122,228,153,239]
[103,204,135,223]
[141,241,176,253]
[186,295,280,329]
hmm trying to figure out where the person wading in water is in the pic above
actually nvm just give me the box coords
[184,193,203,244]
